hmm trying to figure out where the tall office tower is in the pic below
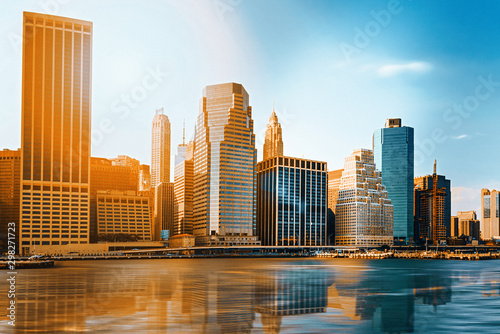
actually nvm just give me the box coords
[257,156,327,246]
[174,140,194,235]
[327,169,343,245]
[89,157,138,242]
[481,189,500,240]
[154,182,174,240]
[373,118,414,244]
[20,12,92,255]
[335,149,393,246]
[414,161,451,244]
[138,164,151,191]
[193,83,259,246]
[0,149,21,252]
[151,108,171,186]
[451,210,480,240]
[263,107,284,160]
[96,190,152,241]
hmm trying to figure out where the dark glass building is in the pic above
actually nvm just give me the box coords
[373,118,414,244]
[257,156,327,246]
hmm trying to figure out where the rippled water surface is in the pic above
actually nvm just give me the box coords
[1,258,499,333]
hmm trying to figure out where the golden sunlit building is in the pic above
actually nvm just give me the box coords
[174,140,194,235]
[154,182,174,240]
[335,149,393,246]
[327,169,343,215]
[151,108,171,186]
[193,83,259,246]
[89,157,139,242]
[96,190,152,241]
[480,189,500,240]
[263,107,283,161]
[20,12,92,254]
[0,149,21,252]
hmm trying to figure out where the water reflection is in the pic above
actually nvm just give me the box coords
[1,259,499,333]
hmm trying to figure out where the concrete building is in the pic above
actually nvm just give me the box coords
[373,118,414,244]
[96,190,152,241]
[0,149,21,252]
[257,156,327,246]
[263,107,284,161]
[20,12,92,254]
[327,169,343,244]
[451,211,480,240]
[481,189,500,240]
[335,149,394,246]
[193,83,259,246]
[414,161,451,244]
[138,164,151,191]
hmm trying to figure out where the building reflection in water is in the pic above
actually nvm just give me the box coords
[1,259,498,333]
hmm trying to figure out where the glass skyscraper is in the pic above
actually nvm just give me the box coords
[373,118,414,244]
[193,83,259,246]
[257,156,327,246]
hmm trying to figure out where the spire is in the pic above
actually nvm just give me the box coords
[270,100,278,122]
[156,107,164,115]
[182,119,185,145]
[433,160,437,175]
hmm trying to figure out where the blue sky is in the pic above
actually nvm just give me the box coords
[2,0,500,217]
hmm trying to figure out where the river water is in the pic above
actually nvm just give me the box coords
[1,258,499,333]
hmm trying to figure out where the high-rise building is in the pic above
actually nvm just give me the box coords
[193,83,259,246]
[257,156,327,246]
[174,140,194,235]
[335,149,393,246]
[414,161,451,244]
[373,118,414,244]
[151,108,171,186]
[89,157,139,242]
[263,107,283,161]
[0,149,21,252]
[327,169,343,245]
[451,211,480,240]
[20,12,92,254]
[110,155,140,173]
[154,182,174,241]
[481,189,500,240]
[96,190,152,241]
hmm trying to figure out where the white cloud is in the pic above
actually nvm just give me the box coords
[453,134,469,140]
[378,61,432,77]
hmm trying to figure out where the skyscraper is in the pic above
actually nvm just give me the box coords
[193,83,259,246]
[414,161,451,244]
[481,189,500,240]
[257,156,327,246]
[263,107,283,161]
[0,149,21,253]
[373,118,414,244]
[174,140,194,235]
[20,12,92,254]
[327,169,343,244]
[335,149,393,246]
[151,108,171,186]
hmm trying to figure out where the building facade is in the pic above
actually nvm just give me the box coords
[0,149,21,252]
[335,149,394,246]
[257,156,327,246]
[481,189,500,240]
[414,162,451,244]
[263,108,284,161]
[96,190,152,241]
[154,182,174,241]
[174,141,194,236]
[193,83,259,246]
[20,12,92,254]
[451,210,480,240]
[151,108,171,187]
[138,164,151,191]
[327,169,343,245]
[373,118,414,244]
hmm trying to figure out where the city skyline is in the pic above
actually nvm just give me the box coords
[2,1,500,219]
